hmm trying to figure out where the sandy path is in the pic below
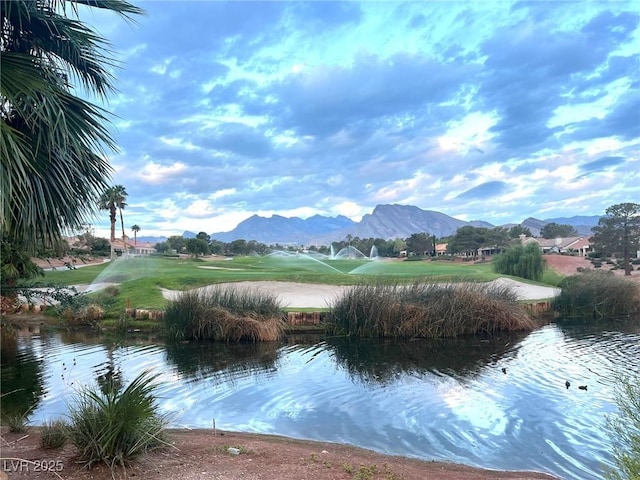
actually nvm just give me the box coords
[161,279,559,309]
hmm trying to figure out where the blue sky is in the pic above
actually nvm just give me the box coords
[81,1,639,239]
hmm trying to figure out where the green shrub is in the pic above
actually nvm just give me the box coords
[164,286,285,342]
[40,419,69,449]
[492,243,545,281]
[554,271,640,318]
[607,376,640,480]
[326,279,535,338]
[67,370,170,470]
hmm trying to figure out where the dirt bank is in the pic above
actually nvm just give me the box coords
[0,427,557,480]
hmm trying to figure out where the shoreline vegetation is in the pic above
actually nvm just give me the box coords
[2,254,639,479]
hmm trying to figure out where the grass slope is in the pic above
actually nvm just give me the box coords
[37,255,549,312]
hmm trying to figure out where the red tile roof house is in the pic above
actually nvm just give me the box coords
[521,235,592,256]
[110,238,157,255]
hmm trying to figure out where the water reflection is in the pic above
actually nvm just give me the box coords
[164,340,281,382]
[325,332,529,385]
[0,331,45,419]
[1,319,639,480]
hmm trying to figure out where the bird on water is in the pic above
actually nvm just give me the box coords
[578,385,588,391]
[565,381,571,389]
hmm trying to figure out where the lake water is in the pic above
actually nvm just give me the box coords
[2,319,639,480]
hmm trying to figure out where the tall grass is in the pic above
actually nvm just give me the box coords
[326,279,536,338]
[554,271,640,318]
[67,370,170,471]
[164,285,285,342]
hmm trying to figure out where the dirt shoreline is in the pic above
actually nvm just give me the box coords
[0,427,557,480]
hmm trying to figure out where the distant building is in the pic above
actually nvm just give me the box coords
[521,235,591,256]
[110,238,157,255]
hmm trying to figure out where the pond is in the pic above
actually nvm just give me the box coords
[2,319,639,480]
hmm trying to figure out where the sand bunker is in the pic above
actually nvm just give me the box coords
[160,279,559,309]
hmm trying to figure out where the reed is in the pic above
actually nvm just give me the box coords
[164,285,285,342]
[554,270,640,318]
[326,279,535,338]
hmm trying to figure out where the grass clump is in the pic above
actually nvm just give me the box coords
[554,271,640,318]
[67,370,170,471]
[607,377,640,480]
[164,285,285,342]
[2,409,31,433]
[326,279,535,338]
[40,419,69,449]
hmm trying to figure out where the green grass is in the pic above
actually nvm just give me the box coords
[35,255,558,316]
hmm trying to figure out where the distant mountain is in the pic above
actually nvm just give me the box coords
[521,217,548,237]
[316,204,493,242]
[519,215,599,237]
[211,214,356,244]
[212,204,497,244]
[543,215,599,236]
[136,236,167,244]
[183,230,197,238]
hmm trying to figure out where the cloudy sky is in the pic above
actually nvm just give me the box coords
[81,1,639,239]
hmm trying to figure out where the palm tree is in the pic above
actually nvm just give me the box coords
[0,0,143,280]
[131,225,141,246]
[98,186,128,258]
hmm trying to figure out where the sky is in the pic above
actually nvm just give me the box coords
[79,0,640,239]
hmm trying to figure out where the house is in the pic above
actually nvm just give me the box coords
[521,235,591,256]
[435,243,448,256]
[110,238,157,255]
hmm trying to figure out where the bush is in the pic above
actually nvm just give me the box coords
[164,286,285,342]
[325,279,536,338]
[607,377,640,480]
[67,370,169,470]
[554,271,640,318]
[492,243,545,281]
[40,419,69,449]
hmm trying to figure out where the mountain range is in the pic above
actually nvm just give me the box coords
[201,204,599,245]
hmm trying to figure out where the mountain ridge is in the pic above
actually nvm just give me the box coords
[209,204,599,244]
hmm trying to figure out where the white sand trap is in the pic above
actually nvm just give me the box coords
[160,278,559,309]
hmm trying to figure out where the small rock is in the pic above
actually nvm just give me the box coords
[228,447,241,455]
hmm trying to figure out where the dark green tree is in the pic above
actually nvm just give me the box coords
[166,236,186,253]
[484,227,511,249]
[447,226,487,256]
[508,225,533,238]
[540,222,578,239]
[406,232,433,256]
[185,238,209,258]
[591,203,640,276]
[229,239,248,256]
[196,232,210,242]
